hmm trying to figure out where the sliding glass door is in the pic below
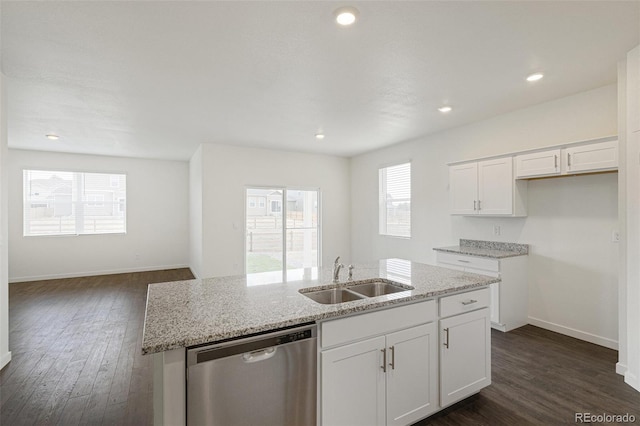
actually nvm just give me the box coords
[246,187,319,273]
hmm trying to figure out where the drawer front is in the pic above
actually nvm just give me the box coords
[436,252,500,273]
[321,300,436,348]
[440,288,490,318]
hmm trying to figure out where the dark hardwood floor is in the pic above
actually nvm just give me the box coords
[0,269,194,426]
[2,270,639,425]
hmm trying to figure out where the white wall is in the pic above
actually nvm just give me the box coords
[8,150,190,282]
[623,45,640,391]
[351,84,620,348]
[189,145,203,278]
[0,73,11,368]
[190,143,351,278]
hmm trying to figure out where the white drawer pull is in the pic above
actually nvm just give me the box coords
[461,299,478,306]
[457,259,471,263]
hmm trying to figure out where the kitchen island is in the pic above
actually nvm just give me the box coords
[143,259,500,425]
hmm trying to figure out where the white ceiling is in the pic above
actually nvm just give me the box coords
[1,1,639,161]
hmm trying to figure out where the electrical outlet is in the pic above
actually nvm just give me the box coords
[493,225,501,236]
[612,231,620,243]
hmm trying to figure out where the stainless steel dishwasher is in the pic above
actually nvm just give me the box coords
[186,323,317,426]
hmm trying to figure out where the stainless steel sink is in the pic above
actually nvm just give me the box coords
[300,279,414,304]
[302,288,365,304]
[347,281,412,297]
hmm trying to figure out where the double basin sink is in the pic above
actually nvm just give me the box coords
[300,279,414,305]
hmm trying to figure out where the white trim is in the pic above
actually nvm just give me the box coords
[528,316,618,350]
[624,372,639,392]
[0,351,11,369]
[616,362,628,376]
[9,264,190,283]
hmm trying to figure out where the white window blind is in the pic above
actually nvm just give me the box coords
[379,162,411,238]
[23,170,126,236]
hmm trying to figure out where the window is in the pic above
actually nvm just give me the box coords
[248,197,256,208]
[246,188,319,273]
[379,162,411,238]
[23,170,127,236]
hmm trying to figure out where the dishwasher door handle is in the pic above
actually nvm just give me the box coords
[241,347,277,363]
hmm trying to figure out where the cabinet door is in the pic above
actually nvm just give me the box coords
[440,308,491,407]
[477,158,513,215]
[321,336,386,426]
[449,163,478,215]
[386,323,438,426]
[489,283,500,325]
[563,140,618,174]
[515,149,561,178]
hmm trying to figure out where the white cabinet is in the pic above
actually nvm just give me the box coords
[563,140,618,174]
[321,336,386,426]
[439,307,491,407]
[320,301,438,426]
[449,157,527,216]
[386,324,438,426]
[515,149,561,178]
[515,139,618,179]
[436,251,528,332]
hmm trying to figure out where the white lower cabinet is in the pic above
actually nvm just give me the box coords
[321,323,438,426]
[439,307,491,407]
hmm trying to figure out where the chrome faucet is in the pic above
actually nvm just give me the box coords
[333,256,344,283]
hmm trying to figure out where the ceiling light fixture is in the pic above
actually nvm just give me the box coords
[334,7,359,26]
[526,72,544,82]
[46,134,60,140]
[315,133,325,140]
[438,106,453,113]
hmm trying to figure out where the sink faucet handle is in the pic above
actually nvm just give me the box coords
[334,256,340,265]
[348,265,354,281]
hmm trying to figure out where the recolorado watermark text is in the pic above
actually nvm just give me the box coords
[575,412,636,423]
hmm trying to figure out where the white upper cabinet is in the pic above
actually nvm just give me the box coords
[450,157,526,216]
[515,149,561,178]
[515,139,618,179]
[449,162,478,215]
[563,140,618,174]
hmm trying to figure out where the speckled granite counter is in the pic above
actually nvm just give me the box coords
[142,258,499,354]
[434,239,529,259]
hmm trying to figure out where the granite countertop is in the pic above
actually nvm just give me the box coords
[141,259,500,354]
[434,239,529,259]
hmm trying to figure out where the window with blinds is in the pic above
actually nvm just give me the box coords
[23,170,126,236]
[379,162,411,238]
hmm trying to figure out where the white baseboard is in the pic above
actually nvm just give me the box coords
[616,362,628,376]
[9,264,191,283]
[0,351,11,370]
[624,371,639,392]
[528,316,618,350]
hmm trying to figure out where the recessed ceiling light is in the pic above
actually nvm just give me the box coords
[334,7,359,26]
[46,134,60,140]
[438,106,453,113]
[315,133,325,140]
[526,72,544,82]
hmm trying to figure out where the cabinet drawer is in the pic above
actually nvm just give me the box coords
[436,252,499,273]
[321,300,435,348]
[440,288,490,318]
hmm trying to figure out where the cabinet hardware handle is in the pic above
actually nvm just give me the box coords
[567,153,571,167]
[381,348,387,372]
[457,259,471,263]
[389,346,395,370]
[478,200,481,210]
[444,328,449,349]
[554,154,558,169]
[473,200,477,210]
[461,299,478,305]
